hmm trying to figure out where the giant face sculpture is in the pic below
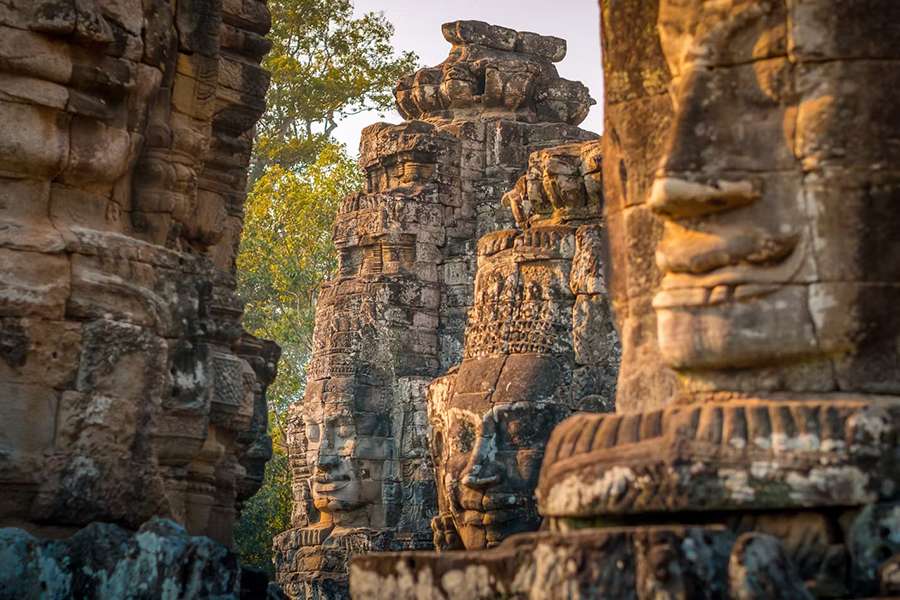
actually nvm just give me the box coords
[429,140,614,550]
[650,0,900,395]
[430,358,570,549]
[0,0,274,542]
[302,381,393,528]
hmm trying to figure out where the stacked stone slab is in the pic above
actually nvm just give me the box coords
[274,20,597,600]
[0,0,277,547]
[428,140,619,551]
[350,1,900,599]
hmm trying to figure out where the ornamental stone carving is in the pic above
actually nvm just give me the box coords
[0,0,278,546]
[349,2,900,598]
[538,1,900,597]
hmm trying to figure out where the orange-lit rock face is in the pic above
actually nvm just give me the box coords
[0,0,277,544]
[650,0,900,396]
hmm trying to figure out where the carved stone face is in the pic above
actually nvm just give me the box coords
[0,0,170,189]
[302,386,391,525]
[651,0,900,393]
[431,356,569,549]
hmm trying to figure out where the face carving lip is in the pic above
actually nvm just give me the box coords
[654,232,808,302]
[313,480,351,494]
[650,174,807,309]
[313,472,351,492]
[458,508,522,526]
[657,226,800,276]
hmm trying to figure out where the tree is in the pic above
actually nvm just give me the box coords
[234,0,418,574]
[239,146,362,422]
[251,0,418,180]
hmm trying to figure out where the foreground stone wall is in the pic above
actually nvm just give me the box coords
[274,21,597,599]
[535,1,900,597]
[0,0,277,546]
[0,518,281,600]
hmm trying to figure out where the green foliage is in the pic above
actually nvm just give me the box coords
[233,0,417,574]
[252,0,418,177]
[233,443,292,574]
[239,146,362,417]
[235,148,361,574]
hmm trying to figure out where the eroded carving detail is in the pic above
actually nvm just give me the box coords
[274,20,597,599]
[429,141,619,551]
[348,2,900,598]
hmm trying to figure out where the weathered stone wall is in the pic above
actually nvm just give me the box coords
[534,2,900,597]
[0,518,282,600]
[0,0,277,546]
[274,20,598,599]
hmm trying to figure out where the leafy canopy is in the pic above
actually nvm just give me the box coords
[238,146,362,419]
[253,0,417,175]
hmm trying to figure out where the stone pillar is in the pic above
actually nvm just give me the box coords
[0,0,277,546]
[274,20,597,599]
[428,140,619,551]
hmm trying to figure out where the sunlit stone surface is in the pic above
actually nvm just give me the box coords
[0,0,278,545]
[351,2,900,598]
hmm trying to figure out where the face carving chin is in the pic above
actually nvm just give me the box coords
[438,400,554,548]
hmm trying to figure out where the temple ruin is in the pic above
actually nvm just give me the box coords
[272,21,605,598]
[1,0,899,598]
[0,0,277,544]
[350,1,900,599]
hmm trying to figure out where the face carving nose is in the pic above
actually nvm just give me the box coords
[649,176,758,219]
[462,437,502,490]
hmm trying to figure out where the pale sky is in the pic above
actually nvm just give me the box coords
[333,0,604,152]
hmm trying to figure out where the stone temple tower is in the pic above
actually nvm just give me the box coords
[273,20,598,599]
